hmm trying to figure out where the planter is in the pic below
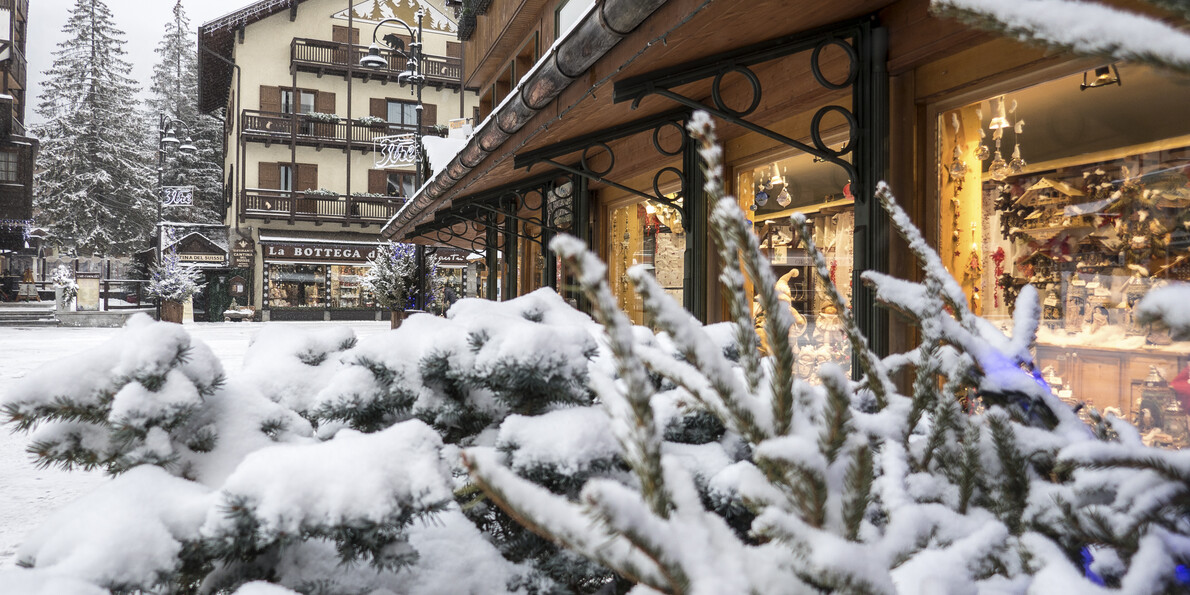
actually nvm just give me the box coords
[390,308,407,329]
[161,300,185,324]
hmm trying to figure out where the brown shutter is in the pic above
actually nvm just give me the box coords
[422,103,437,128]
[259,85,280,113]
[315,91,336,114]
[446,42,461,58]
[258,162,279,189]
[368,169,387,194]
[297,163,318,192]
[332,25,360,44]
[370,98,386,119]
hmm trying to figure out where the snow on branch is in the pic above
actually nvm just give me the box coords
[932,0,1190,74]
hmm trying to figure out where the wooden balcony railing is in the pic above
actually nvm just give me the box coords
[290,38,462,89]
[240,110,444,150]
[242,189,406,224]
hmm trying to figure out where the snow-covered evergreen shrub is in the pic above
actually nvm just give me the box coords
[149,250,205,303]
[51,265,78,305]
[464,113,1190,594]
[362,242,418,310]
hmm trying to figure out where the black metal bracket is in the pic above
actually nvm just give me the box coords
[515,109,692,222]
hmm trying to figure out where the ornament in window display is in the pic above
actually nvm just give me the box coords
[948,145,969,180]
[1087,305,1110,333]
[1042,288,1062,322]
[812,304,846,349]
[754,189,769,207]
[988,150,1010,181]
[1008,143,1026,175]
[776,186,792,207]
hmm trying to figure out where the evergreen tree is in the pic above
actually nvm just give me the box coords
[149,0,225,225]
[32,0,156,256]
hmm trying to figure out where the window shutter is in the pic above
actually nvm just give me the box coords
[315,91,336,114]
[297,163,318,192]
[259,85,280,113]
[332,25,359,44]
[422,103,437,128]
[258,162,280,189]
[368,169,387,194]
[370,98,386,119]
[447,42,461,58]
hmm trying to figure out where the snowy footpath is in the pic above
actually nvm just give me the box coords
[0,320,391,569]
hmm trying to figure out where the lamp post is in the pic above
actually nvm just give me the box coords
[360,9,431,309]
[156,114,196,316]
[360,9,427,187]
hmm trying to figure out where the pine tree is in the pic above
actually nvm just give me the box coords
[32,0,156,256]
[149,0,225,225]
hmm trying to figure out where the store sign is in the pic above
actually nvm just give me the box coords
[374,134,419,168]
[162,186,195,207]
[263,242,378,263]
[232,238,255,268]
[179,254,226,263]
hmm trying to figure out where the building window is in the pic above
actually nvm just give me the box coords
[0,152,18,183]
[386,172,415,197]
[281,90,315,114]
[278,164,293,192]
[386,100,417,126]
[935,64,1190,447]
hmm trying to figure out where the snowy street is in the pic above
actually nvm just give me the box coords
[0,320,392,569]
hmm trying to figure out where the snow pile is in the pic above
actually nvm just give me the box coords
[15,466,213,592]
[422,135,468,176]
[239,324,357,414]
[203,421,452,572]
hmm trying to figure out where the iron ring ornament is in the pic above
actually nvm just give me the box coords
[651,119,687,157]
[580,142,615,177]
[810,38,859,90]
[652,166,686,203]
[711,65,762,118]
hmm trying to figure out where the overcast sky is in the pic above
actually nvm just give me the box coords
[27,0,252,125]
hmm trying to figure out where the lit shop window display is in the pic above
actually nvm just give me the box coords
[938,64,1190,449]
[268,263,325,308]
[739,149,855,381]
[608,198,686,325]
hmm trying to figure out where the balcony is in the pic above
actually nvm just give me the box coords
[241,189,406,225]
[241,110,444,151]
[0,41,26,93]
[290,38,462,90]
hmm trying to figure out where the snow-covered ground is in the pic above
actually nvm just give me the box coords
[0,320,392,569]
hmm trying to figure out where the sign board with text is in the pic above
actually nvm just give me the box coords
[262,242,379,263]
[162,186,195,207]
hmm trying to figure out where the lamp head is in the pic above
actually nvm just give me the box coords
[360,44,389,69]
[161,132,180,147]
[179,137,197,155]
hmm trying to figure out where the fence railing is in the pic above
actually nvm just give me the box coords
[9,279,151,310]
[242,189,407,224]
[241,109,443,149]
[290,37,462,87]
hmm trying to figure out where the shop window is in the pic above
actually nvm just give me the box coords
[330,265,375,308]
[937,64,1190,448]
[738,149,855,381]
[0,151,18,182]
[268,263,325,308]
[609,199,686,325]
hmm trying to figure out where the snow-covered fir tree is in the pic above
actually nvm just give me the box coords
[32,0,156,256]
[149,0,225,225]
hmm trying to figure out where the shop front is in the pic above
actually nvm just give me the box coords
[929,63,1190,448]
[382,0,1190,449]
[260,238,382,321]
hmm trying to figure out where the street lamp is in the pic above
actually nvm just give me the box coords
[359,9,427,187]
[155,115,196,316]
[359,10,431,310]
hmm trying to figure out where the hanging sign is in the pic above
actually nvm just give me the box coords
[374,134,419,168]
[162,186,195,207]
[232,238,255,269]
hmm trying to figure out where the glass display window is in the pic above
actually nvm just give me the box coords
[937,64,1190,448]
[738,146,855,382]
[268,263,325,308]
[608,198,686,325]
[330,265,375,308]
